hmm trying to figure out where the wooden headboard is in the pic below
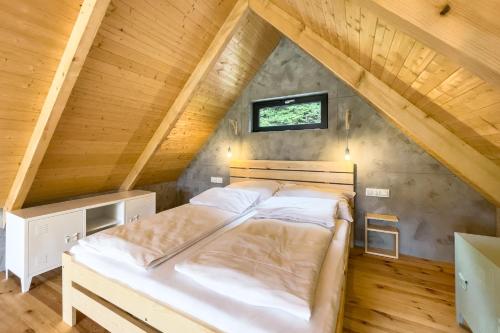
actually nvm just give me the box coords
[229,160,355,193]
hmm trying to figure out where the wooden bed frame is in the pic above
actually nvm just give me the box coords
[62,160,355,332]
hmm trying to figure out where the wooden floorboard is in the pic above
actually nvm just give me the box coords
[0,248,469,332]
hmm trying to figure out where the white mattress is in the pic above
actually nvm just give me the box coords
[70,215,350,333]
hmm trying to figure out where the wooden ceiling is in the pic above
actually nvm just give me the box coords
[0,1,80,207]
[270,0,500,166]
[23,0,279,205]
[137,12,280,186]
[0,0,499,210]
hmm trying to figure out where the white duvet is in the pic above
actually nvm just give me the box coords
[79,204,237,269]
[175,218,333,320]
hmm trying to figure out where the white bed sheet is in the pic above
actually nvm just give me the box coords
[70,214,350,333]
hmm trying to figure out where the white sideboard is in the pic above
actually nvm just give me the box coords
[455,233,500,333]
[6,190,156,292]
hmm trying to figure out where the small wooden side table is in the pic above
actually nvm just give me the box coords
[365,213,399,259]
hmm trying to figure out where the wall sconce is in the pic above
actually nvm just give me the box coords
[227,119,239,159]
[344,110,351,161]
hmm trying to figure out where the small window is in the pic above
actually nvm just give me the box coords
[252,93,328,132]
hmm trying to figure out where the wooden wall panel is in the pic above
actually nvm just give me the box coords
[137,13,280,186]
[0,0,81,207]
[268,0,500,167]
[25,0,239,205]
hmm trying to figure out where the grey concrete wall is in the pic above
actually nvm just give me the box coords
[178,38,496,262]
[138,181,178,212]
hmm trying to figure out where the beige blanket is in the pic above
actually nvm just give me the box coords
[79,204,237,269]
[175,218,333,320]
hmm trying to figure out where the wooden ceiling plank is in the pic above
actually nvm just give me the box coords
[3,0,111,212]
[380,31,415,86]
[392,41,436,94]
[359,7,377,70]
[319,0,341,48]
[249,0,500,205]
[120,0,250,190]
[370,18,395,78]
[353,0,500,87]
[424,68,484,107]
[332,0,349,54]
[404,54,460,107]
[345,0,361,63]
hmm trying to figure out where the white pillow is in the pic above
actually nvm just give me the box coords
[254,196,338,228]
[275,184,355,222]
[190,187,260,214]
[226,180,281,203]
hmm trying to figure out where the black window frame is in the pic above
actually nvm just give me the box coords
[251,93,328,132]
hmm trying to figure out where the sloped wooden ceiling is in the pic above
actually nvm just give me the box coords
[24,0,279,205]
[0,1,80,206]
[269,0,500,166]
[271,0,500,165]
[137,12,280,185]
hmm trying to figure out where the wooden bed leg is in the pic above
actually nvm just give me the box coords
[62,253,76,326]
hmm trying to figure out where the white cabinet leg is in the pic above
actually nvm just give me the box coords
[4,269,8,280]
[21,276,32,293]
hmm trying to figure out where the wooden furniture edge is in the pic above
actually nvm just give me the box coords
[229,159,356,206]
[62,252,217,332]
[335,221,352,333]
[364,213,399,259]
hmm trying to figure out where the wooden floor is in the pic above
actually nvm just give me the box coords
[344,249,469,333]
[0,249,469,333]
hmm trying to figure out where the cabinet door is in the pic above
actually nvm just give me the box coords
[29,211,84,275]
[455,236,497,333]
[125,195,155,223]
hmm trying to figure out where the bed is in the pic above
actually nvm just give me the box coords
[62,160,355,332]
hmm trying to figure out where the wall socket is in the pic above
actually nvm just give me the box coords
[365,188,390,198]
[210,176,223,184]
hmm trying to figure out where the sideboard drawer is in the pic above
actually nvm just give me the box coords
[28,211,84,275]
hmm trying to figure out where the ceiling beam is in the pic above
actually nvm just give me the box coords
[249,0,500,206]
[352,0,500,87]
[3,0,111,212]
[120,0,250,191]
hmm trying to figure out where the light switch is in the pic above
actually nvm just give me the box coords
[366,188,390,198]
[210,177,223,184]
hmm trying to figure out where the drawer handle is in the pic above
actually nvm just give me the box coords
[458,272,468,290]
[64,232,80,244]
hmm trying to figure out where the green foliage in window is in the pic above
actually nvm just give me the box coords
[258,102,322,127]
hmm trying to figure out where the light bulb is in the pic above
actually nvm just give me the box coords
[227,146,232,158]
[344,147,351,161]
